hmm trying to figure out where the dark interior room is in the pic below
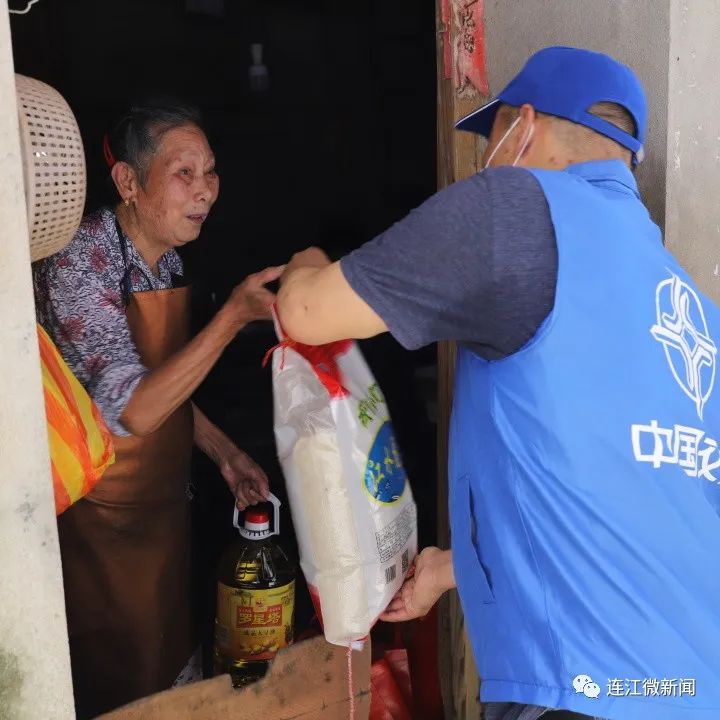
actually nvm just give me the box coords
[11,0,438,676]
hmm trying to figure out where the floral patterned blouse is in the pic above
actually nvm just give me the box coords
[33,207,183,436]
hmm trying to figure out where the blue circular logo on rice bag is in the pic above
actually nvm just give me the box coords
[364,421,407,504]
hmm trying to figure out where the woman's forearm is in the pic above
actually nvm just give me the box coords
[120,307,244,436]
[192,403,235,465]
[119,265,281,437]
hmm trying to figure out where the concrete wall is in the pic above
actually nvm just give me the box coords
[482,0,720,305]
[483,0,670,228]
[0,1,74,717]
[665,0,720,304]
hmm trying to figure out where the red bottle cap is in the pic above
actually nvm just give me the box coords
[246,509,269,525]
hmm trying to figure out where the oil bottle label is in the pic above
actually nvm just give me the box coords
[216,581,295,661]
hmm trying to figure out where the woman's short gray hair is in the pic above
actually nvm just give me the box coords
[106,98,205,185]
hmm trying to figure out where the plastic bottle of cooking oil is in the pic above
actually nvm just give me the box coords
[213,493,295,687]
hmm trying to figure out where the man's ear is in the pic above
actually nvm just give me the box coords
[515,104,537,149]
[111,162,139,204]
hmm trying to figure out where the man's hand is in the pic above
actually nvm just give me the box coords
[281,247,331,285]
[220,448,270,510]
[380,547,456,622]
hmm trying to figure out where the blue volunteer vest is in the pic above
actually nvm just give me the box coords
[449,160,720,719]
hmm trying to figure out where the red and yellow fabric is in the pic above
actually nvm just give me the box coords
[38,324,115,515]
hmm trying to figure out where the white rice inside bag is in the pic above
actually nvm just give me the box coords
[270,331,417,647]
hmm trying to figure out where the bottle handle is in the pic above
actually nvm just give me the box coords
[233,492,281,535]
[268,492,281,535]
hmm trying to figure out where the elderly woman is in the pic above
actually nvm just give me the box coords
[33,99,280,718]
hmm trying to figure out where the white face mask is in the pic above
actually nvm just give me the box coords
[484,116,535,169]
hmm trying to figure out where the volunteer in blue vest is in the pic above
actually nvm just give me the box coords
[276,46,720,720]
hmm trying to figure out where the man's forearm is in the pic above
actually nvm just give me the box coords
[276,266,323,341]
[435,549,457,592]
[277,260,386,344]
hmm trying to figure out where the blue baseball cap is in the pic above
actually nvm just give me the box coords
[456,46,647,164]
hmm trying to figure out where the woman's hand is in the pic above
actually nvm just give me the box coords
[220,448,270,510]
[380,547,456,622]
[193,405,270,510]
[225,265,285,325]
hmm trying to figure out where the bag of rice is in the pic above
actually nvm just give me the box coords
[268,317,417,648]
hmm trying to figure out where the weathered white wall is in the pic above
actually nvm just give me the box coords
[483,0,670,228]
[665,0,720,304]
[0,1,75,717]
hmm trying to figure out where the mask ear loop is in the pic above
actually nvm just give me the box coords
[483,116,522,169]
[512,122,534,167]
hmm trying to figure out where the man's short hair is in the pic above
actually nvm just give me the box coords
[587,101,637,138]
[501,101,637,162]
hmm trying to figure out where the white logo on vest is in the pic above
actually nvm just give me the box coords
[651,273,717,419]
[630,275,720,481]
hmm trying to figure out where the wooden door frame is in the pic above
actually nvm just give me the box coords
[435,1,488,717]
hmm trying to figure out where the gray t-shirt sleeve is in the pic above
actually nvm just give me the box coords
[340,166,557,359]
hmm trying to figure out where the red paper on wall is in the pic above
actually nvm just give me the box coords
[453,0,489,96]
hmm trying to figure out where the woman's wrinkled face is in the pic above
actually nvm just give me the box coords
[135,124,219,248]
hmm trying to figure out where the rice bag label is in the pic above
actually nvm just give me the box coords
[357,383,385,427]
[364,421,407,504]
[215,581,295,661]
[375,504,416,563]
